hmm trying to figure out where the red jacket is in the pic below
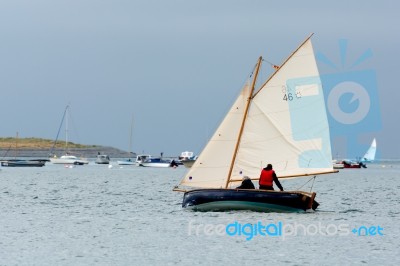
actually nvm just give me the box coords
[259,169,274,187]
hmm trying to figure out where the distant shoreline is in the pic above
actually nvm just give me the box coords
[0,137,133,158]
[0,146,132,159]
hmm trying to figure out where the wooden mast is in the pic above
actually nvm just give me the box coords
[224,56,263,188]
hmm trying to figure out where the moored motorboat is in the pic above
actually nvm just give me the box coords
[95,154,110,164]
[179,151,197,168]
[135,154,152,166]
[139,157,178,168]
[50,155,89,165]
[181,157,197,168]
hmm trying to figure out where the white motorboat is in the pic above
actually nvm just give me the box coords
[137,153,178,168]
[50,155,89,165]
[95,154,110,164]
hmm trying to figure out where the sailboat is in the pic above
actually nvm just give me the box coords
[49,105,89,165]
[117,115,136,165]
[361,138,377,163]
[173,34,337,212]
[337,139,376,168]
[0,132,47,167]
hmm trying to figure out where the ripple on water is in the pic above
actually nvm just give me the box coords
[0,163,399,265]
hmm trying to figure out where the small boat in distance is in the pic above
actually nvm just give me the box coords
[95,153,110,164]
[50,154,89,165]
[117,158,135,165]
[332,160,344,169]
[179,151,194,161]
[179,151,197,168]
[1,132,48,167]
[361,138,377,163]
[117,115,136,165]
[1,159,46,167]
[135,154,152,166]
[138,153,178,168]
[49,105,89,165]
[341,160,366,169]
[334,138,376,169]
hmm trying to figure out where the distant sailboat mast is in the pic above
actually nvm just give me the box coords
[129,115,134,155]
[65,105,69,153]
[50,105,69,156]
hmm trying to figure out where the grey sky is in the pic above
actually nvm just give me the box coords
[0,0,398,158]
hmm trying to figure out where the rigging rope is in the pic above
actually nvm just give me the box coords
[262,58,280,69]
[295,175,317,191]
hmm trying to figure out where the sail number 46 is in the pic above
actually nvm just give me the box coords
[282,92,302,101]
[282,85,301,101]
[283,93,293,101]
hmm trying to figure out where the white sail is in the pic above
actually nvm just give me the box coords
[233,38,334,182]
[362,138,376,162]
[178,82,251,189]
[177,36,335,190]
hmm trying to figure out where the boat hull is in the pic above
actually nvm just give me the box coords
[140,162,171,168]
[182,189,318,212]
[342,161,367,169]
[117,160,135,165]
[50,155,89,165]
[1,160,46,167]
[181,159,196,168]
[95,155,110,164]
[50,159,89,164]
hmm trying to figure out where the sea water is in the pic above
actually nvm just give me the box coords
[0,161,399,265]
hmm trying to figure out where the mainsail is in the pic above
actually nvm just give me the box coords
[176,35,335,191]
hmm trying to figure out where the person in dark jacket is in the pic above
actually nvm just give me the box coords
[259,164,284,191]
[236,176,255,189]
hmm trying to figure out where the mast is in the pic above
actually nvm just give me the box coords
[224,56,263,188]
[129,115,134,155]
[65,105,69,153]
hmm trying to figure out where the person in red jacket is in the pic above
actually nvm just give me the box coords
[259,164,284,191]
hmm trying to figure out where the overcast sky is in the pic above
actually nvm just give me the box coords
[0,0,398,159]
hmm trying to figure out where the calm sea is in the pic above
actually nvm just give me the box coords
[0,161,399,265]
